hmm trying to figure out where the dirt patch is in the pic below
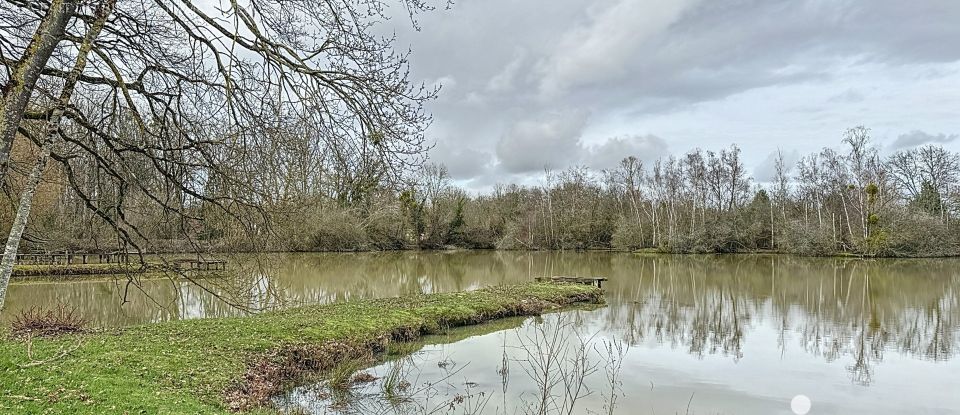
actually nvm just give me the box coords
[224,340,377,411]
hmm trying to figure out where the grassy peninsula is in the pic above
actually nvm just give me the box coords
[0,283,602,414]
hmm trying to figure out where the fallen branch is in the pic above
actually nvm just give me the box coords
[18,336,83,369]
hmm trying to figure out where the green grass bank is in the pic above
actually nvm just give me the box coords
[0,283,602,414]
[11,263,155,277]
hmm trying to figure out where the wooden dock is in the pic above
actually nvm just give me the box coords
[16,251,135,265]
[13,250,229,274]
[535,276,608,288]
[171,258,227,271]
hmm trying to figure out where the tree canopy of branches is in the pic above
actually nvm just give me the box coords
[0,0,436,307]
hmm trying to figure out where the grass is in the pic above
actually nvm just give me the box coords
[380,357,411,405]
[327,358,372,391]
[0,283,602,414]
[11,263,156,277]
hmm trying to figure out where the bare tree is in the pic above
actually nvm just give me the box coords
[0,0,114,308]
[0,0,436,307]
[889,145,959,199]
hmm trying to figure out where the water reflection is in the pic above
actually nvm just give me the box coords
[276,313,628,415]
[5,254,960,364]
[4,252,960,412]
[278,307,960,415]
[599,256,959,385]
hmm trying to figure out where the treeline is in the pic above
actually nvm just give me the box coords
[5,127,960,257]
[394,127,959,256]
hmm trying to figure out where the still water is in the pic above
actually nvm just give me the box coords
[4,252,960,413]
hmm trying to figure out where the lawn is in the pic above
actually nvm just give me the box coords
[0,283,602,414]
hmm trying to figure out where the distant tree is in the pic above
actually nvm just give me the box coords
[889,145,958,219]
[399,188,426,246]
[745,189,773,249]
[445,197,466,245]
[912,181,943,216]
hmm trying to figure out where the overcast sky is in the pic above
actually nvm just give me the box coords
[386,0,960,191]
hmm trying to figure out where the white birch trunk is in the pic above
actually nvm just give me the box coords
[0,144,50,309]
[0,0,114,309]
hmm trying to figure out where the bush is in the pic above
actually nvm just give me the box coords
[308,210,369,251]
[611,218,644,251]
[779,220,837,256]
[495,222,530,250]
[882,211,959,257]
[11,304,88,338]
[363,208,408,250]
[665,231,715,253]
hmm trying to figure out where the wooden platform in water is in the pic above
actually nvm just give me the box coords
[535,276,608,288]
[170,258,227,271]
[16,251,138,265]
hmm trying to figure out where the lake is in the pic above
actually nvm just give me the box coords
[4,251,960,414]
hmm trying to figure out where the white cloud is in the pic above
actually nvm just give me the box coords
[486,50,527,93]
[535,0,701,97]
[827,88,865,103]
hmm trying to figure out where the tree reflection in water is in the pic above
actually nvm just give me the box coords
[3,252,958,387]
[602,255,958,386]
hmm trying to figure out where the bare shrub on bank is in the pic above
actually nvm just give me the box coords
[10,304,87,338]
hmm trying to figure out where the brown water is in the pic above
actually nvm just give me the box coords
[4,251,960,414]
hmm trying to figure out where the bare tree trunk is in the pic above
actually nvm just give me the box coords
[0,0,113,309]
[630,192,644,247]
[769,196,775,250]
[668,199,675,241]
[816,195,823,227]
[841,193,854,240]
[0,0,78,176]
[688,199,694,235]
[857,191,870,239]
[651,205,658,246]
[832,212,837,245]
[0,144,50,308]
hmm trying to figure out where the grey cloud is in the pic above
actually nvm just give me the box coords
[380,0,960,185]
[535,0,698,98]
[753,150,800,183]
[531,0,960,110]
[398,0,960,106]
[429,141,493,179]
[586,135,670,171]
[486,50,526,93]
[827,89,865,104]
[889,131,959,151]
[495,111,588,174]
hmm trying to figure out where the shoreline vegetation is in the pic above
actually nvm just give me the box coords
[11,129,960,262]
[9,247,955,280]
[0,283,602,414]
